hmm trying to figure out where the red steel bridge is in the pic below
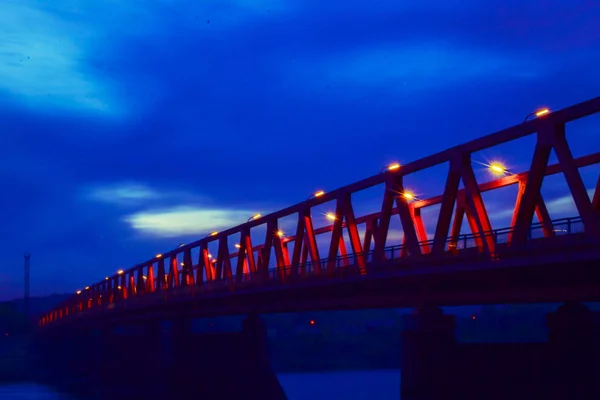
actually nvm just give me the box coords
[41,97,600,328]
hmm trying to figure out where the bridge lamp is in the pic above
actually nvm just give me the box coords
[76,290,82,295]
[325,212,337,221]
[401,191,416,202]
[276,230,285,238]
[208,254,213,259]
[488,161,508,177]
[156,254,163,258]
[180,262,185,267]
[381,162,401,173]
[206,231,219,237]
[117,269,124,275]
[85,287,89,290]
[524,107,550,122]
[309,190,325,199]
[142,276,147,280]
[235,243,242,249]
[248,213,261,222]
[117,286,122,290]
[105,277,109,280]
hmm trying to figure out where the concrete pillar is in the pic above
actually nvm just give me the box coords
[239,314,288,399]
[400,305,456,400]
[242,313,270,370]
[546,302,599,399]
[169,314,287,399]
[86,320,166,399]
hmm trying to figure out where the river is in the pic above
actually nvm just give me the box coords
[0,370,400,399]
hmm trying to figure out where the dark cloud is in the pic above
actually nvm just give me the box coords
[0,0,598,299]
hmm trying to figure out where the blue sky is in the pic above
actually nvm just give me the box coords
[1,0,599,300]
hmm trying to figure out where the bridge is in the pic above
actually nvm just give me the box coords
[36,97,600,399]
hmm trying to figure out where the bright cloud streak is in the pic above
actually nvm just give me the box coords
[86,182,162,204]
[125,206,254,237]
[545,188,596,216]
[487,188,596,222]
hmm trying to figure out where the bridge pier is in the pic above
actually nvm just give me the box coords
[399,303,600,400]
[100,320,166,398]
[400,305,457,400]
[546,302,599,399]
[33,320,167,399]
[170,314,287,399]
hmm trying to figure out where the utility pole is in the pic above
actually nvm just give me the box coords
[24,253,31,318]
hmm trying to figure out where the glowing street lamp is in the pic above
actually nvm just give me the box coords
[206,231,219,237]
[156,254,162,258]
[117,269,124,275]
[524,107,550,122]
[76,290,82,295]
[488,161,508,176]
[309,190,325,199]
[276,230,285,238]
[402,191,415,201]
[381,162,401,173]
[325,212,337,221]
[247,213,261,222]
[235,243,242,249]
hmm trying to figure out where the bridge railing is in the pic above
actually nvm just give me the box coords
[40,214,593,327]
[201,215,586,290]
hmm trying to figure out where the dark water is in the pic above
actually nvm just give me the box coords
[0,370,400,399]
[0,383,76,399]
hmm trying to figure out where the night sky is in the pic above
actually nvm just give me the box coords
[1,1,599,300]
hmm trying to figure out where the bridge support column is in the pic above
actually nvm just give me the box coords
[546,302,599,399]
[105,320,166,397]
[400,306,457,400]
[170,314,287,399]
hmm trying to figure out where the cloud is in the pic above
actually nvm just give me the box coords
[0,1,115,114]
[290,42,541,95]
[487,188,596,222]
[125,206,254,238]
[0,0,294,117]
[545,188,596,216]
[85,182,162,205]
[488,207,516,221]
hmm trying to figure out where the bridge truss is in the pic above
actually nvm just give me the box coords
[41,97,600,326]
